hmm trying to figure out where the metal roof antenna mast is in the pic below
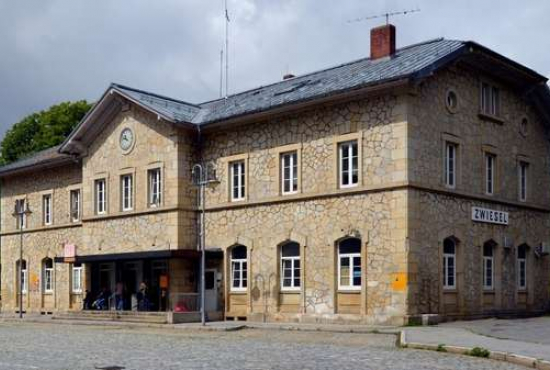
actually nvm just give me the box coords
[224,0,230,101]
[347,8,421,25]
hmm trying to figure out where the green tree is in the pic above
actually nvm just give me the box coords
[0,100,92,164]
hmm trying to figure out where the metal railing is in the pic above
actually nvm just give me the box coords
[170,293,199,313]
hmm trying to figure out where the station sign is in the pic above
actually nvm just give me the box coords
[471,207,508,225]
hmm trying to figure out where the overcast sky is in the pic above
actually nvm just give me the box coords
[0,0,549,138]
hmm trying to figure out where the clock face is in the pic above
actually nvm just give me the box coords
[120,128,134,151]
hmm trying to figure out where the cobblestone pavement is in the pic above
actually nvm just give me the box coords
[0,322,526,370]
[441,317,550,345]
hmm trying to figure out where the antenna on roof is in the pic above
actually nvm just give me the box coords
[224,0,230,100]
[219,49,224,98]
[347,8,420,25]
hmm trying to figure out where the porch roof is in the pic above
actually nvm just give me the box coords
[54,249,201,263]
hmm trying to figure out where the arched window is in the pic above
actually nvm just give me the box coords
[443,238,456,290]
[280,242,300,290]
[42,258,54,293]
[483,241,496,291]
[338,238,361,291]
[16,260,27,294]
[517,244,528,291]
[230,245,247,292]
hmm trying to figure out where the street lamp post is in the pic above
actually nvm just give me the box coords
[12,200,31,319]
[192,163,218,326]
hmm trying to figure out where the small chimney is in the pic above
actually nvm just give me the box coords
[370,24,396,59]
[283,73,295,80]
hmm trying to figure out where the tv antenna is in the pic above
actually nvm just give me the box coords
[347,8,420,25]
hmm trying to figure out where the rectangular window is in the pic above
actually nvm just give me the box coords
[44,264,53,293]
[20,262,28,294]
[15,199,27,229]
[517,246,527,291]
[43,194,52,225]
[231,260,247,291]
[485,153,495,195]
[519,161,528,202]
[121,174,133,211]
[339,140,359,188]
[72,263,83,294]
[148,168,162,207]
[481,82,501,117]
[443,239,456,290]
[70,189,81,222]
[281,151,298,195]
[338,254,361,290]
[95,179,106,215]
[483,244,494,291]
[230,161,245,201]
[445,142,457,188]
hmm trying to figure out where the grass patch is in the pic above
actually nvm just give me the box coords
[468,347,490,358]
[436,344,447,352]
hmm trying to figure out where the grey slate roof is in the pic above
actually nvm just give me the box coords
[113,38,467,126]
[0,145,73,176]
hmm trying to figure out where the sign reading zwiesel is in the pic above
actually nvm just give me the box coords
[472,207,509,225]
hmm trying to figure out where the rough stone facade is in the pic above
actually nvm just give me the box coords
[1,61,549,324]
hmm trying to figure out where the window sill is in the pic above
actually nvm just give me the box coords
[280,289,301,294]
[337,289,361,293]
[230,290,247,294]
[478,113,504,124]
[443,289,457,293]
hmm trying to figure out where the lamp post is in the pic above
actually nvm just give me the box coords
[12,200,31,319]
[192,163,219,326]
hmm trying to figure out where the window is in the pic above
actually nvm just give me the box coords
[230,245,247,291]
[339,141,359,188]
[43,258,54,293]
[148,168,162,207]
[517,245,527,291]
[230,161,245,201]
[483,242,494,291]
[485,153,495,195]
[338,238,361,291]
[443,238,456,290]
[445,142,457,188]
[121,174,133,211]
[520,118,529,137]
[72,263,83,294]
[70,189,81,222]
[481,82,501,117]
[15,199,27,229]
[95,179,107,215]
[446,90,458,113]
[43,194,52,225]
[281,152,298,195]
[280,242,300,290]
[519,161,528,202]
[17,260,27,294]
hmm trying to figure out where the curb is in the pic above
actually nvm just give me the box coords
[400,330,550,370]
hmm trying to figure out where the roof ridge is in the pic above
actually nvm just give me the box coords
[198,38,452,106]
[111,83,201,108]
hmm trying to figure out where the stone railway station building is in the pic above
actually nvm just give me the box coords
[1,25,549,325]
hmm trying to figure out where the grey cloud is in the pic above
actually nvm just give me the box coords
[0,0,549,137]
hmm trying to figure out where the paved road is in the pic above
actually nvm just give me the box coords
[0,322,524,370]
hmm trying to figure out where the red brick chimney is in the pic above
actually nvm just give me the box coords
[370,24,396,59]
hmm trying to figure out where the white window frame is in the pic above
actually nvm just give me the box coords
[72,263,83,294]
[338,140,359,189]
[230,160,246,202]
[281,151,298,195]
[280,246,301,291]
[485,153,495,195]
[19,261,28,294]
[483,249,494,291]
[43,194,52,226]
[443,241,456,290]
[518,161,528,202]
[148,168,162,207]
[43,260,54,293]
[70,189,81,222]
[481,82,501,117]
[517,248,527,291]
[231,258,247,292]
[95,179,107,215]
[338,250,361,291]
[121,174,133,211]
[445,142,457,189]
[15,199,27,229]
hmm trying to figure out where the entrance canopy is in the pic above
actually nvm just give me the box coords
[54,249,200,264]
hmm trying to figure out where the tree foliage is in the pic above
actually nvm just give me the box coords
[0,100,92,165]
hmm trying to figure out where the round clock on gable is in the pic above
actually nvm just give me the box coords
[119,127,135,153]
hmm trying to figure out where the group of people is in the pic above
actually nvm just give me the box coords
[83,281,150,311]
